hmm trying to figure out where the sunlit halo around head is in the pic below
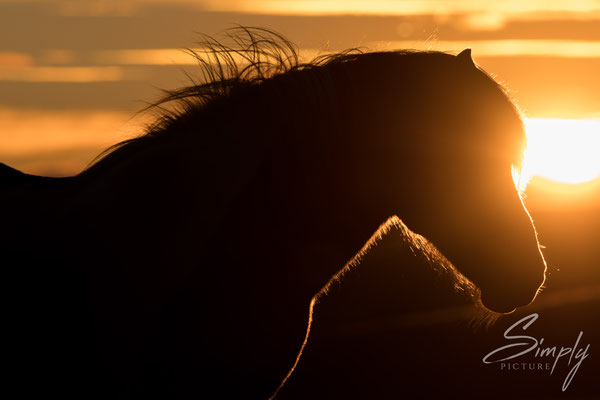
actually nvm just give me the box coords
[517,118,600,190]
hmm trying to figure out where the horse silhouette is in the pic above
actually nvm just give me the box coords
[0,28,547,398]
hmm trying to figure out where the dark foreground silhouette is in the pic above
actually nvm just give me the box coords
[1,28,547,398]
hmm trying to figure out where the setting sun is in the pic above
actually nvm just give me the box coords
[521,118,600,185]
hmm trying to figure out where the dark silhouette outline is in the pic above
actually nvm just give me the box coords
[1,27,547,398]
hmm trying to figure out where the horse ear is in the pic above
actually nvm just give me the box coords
[457,48,474,66]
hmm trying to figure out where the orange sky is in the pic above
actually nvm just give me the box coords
[0,0,599,176]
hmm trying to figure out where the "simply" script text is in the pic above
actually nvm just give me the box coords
[482,313,590,391]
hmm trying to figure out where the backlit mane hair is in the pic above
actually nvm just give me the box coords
[89,26,366,164]
[86,26,526,189]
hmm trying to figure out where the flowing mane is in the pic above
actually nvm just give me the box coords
[84,27,525,184]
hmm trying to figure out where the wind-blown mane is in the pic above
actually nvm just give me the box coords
[85,27,525,182]
[87,27,352,167]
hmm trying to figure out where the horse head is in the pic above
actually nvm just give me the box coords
[325,48,547,313]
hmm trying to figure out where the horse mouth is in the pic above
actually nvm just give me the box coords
[479,268,547,315]
[480,291,524,314]
[481,299,516,314]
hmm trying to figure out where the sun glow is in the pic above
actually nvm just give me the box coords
[521,118,600,186]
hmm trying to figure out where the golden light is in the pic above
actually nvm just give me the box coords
[520,118,600,186]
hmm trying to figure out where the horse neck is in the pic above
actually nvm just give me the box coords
[226,85,431,298]
[239,123,409,298]
[0,172,74,259]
